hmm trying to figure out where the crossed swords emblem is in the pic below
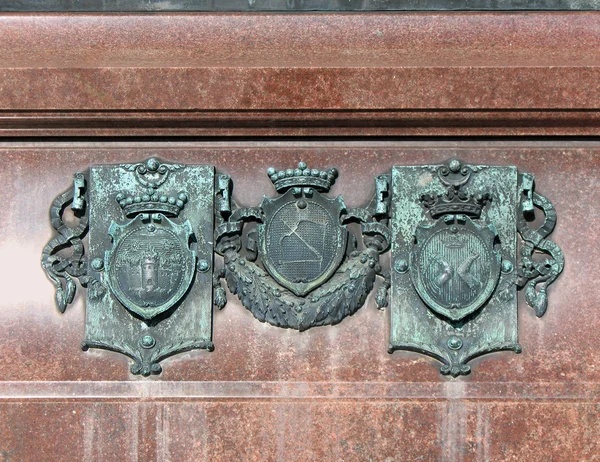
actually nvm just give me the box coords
[428,252,483,293]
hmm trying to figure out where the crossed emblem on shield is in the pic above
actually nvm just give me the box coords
[41,157,563,377]
[429,251,483,293]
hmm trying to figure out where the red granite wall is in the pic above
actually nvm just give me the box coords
[1,10,599,462]
[0,142,597,460]
[1,13,600,137]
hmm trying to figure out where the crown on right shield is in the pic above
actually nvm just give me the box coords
[267,161,338,193]
[420,159,491,219]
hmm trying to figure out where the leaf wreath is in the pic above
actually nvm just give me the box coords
[223,247,381,331]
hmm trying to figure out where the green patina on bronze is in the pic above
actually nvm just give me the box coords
[389,159,563,377]
[213,162,391,331]
[42,158,215,376]
[41,156,563,378]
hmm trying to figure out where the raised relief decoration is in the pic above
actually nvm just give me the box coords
[214,162,391,331]
[42,158,215,375]
[389,159,563,376]
[42,156,563,378]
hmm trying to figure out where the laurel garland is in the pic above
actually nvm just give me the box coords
[222,247,382,331]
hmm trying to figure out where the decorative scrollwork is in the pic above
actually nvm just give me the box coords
[389,340,521,377]
[82,338,214,376]
[214,166,391,330]
[41,173,89,313]
[517,173,565,317]
[119,158,184,189]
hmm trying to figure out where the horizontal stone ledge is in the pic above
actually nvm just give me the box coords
[1,13,600,113]
[2,67,600,111]
[1,110,600,136]
[0,381,598,401]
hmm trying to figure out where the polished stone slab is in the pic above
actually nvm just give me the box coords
[0,141,597,460]
[2,0,599,10]
[1,13,600,137]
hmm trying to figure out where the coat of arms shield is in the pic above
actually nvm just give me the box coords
[214,161,391,330]
[42,158,216,376]
[257,189,348,297]
[410,215,501,321]
[105,214,196,320]
[389,158,563,376]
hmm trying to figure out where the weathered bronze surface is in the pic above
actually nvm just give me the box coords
[3,0,598,10]
[42,158,215,375]
[389,159,563,376]
[41,156,563,376]
[214,162,391,331]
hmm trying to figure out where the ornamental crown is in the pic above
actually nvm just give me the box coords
[267,161,338,193]
[420,159,491,219]
[116,189,188,218]
[421,189,490,219]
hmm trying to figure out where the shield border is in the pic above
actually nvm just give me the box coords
[410,216,501,321]
[104,213,197,320]
[257,189,347,297]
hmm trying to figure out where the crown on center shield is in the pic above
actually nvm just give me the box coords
[267,161,339,193]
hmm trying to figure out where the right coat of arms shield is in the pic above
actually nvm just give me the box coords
[389,159,563,376]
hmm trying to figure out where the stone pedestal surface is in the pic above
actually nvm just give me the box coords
[0,10,599,462]
[0,142,597,460]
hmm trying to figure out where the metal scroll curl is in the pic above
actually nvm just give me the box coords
[214,163,391,331]
[517,173,564,318]
[41,173,95,312]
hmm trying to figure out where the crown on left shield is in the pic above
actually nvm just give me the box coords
[267,161,339,193]
[115,189,188,218]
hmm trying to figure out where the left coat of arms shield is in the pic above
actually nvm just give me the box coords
[105,214,196,320]
[42,158,216,376]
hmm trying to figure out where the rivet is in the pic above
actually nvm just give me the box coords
[501,260,514,273]
[448,159,461,173]
[197,259,210,272]
[394,259,409,274]
[91,258,104,271]
[140,335,156,349]
[447,336,463,350]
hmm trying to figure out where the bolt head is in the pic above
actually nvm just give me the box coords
[449,159,461,173]
[91,258,104,271]
[146,158,160,172]
[502,260,514,273]
[141,335,156,349]
[447,336,463,350]
[394,259,409,273]
[197,259,210,272]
